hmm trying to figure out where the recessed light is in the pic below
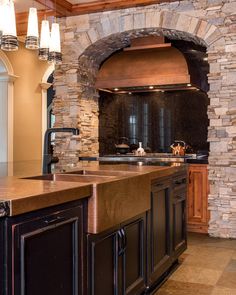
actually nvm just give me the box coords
[114,88,119,91]
[187,83,191,87]
[149,86,154,89]
[128,92,132,95]
[203,57,208,61]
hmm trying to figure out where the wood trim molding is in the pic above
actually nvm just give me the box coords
[35,0,73,16]
[71,0,179,15]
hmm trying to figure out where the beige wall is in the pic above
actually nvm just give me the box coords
[5,42,48,162]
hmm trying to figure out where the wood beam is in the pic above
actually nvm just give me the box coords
[34,0,73,16]
[71,0,179,15]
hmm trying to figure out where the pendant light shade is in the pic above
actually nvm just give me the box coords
[1,0,18,51]
[25,7,39,50]
[48,23,62,65]
[39,20,50,60]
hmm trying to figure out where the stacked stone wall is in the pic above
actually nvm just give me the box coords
[54,0,236,238]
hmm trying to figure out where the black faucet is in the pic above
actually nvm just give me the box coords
[42,127,79,174]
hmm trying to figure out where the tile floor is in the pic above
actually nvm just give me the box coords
[155,233,236,295]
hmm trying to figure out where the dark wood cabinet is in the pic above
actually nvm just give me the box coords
[87,213,147,295]
[172,192,187,259]
[147,173,187,291]
[1,200,85,295]
[187,164,209,233]
[122,214,146,295]
[148,180,172,287]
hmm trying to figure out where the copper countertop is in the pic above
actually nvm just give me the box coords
[0,161,187,229]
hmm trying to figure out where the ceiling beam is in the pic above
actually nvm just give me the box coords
[34,0,73,16]
[71,0,179,15]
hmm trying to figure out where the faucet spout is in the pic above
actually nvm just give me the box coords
[42,127,80,174]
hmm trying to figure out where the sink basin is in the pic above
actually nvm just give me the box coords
[64,169,137,177]
[23,173,116,183]
[23,171,150,234]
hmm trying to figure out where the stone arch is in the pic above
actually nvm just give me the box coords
[56,9,224,158]
[55,5,236,238]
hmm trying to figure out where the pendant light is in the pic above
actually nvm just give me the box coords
[39,20,50,60]
[1,0,18,51]
[25,7,39,49]
[48,22,62,65]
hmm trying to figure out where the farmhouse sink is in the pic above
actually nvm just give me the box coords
[64,169,137,176]
[23,173,116,183]
[23,170,150,234]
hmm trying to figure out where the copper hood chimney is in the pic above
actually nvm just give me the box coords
[95,36,192,92]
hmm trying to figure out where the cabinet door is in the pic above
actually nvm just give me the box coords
[9,203,84,295]
[148,180,172,286]
[122,213,147,295]
[87,227,121,295]
[188,164,209,233]
[172,193,187,259]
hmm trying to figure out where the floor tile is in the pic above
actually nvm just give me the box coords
[169,264,222,286]
[199,236,236,250]
[216,271,236,289]
[154,280,213,295]
[232,251,236,260]
[156,233,236,294]
[225,259,236,272]
[183,247,233,270]
[211,287,236,295]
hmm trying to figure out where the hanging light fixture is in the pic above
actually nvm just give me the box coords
[39,20,50,60]
[48,22,62,65]
[25,7,39,49]
[1,0,18,51]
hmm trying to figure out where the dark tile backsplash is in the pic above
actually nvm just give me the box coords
[99,90,209,155]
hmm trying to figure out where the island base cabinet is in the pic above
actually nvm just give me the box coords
[1,201,85,295]
[172,193,187,259]
[87,213,147,295]
[147,181,172,288]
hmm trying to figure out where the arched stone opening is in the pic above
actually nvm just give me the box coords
[54,6,236,238]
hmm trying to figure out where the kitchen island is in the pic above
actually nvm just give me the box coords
[0,162,187,295]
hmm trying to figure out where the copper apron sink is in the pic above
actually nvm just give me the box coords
[23,172,150,233]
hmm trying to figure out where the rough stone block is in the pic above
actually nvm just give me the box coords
[120,14,134,31]
[211,141,228,152]
[145,11,162,28]
[66,15,90,31]
[133,13,146,29]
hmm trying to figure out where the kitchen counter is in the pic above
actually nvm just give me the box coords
[0,177,91,217]
[0,160,188,295]
[0,161,186,227]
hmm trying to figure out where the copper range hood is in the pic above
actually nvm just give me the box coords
[95,37,196,93]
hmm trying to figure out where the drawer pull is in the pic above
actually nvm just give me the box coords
[44,216,61,224]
